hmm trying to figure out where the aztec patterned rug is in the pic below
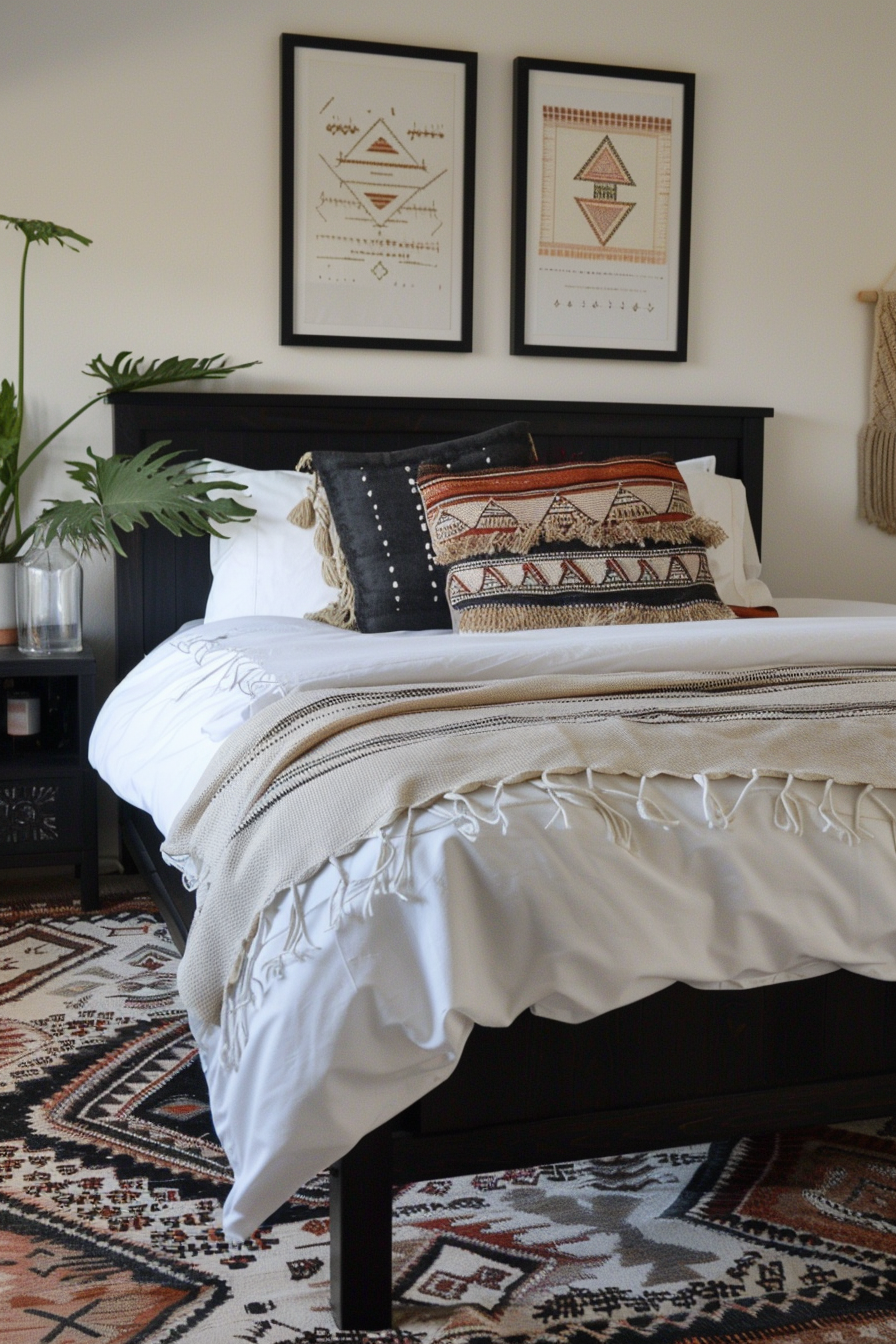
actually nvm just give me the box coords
[4,891,896,1344]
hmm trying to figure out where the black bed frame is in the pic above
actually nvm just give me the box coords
[111,392,896,1329]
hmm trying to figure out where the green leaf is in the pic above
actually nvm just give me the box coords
[83,351,259,392]
[0,380,17,445]
[0,382,21,481]
[0,215,91,249]
[0,440,19,476]
[36,440,255,558]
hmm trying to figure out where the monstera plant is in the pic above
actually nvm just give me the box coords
[0,214,256,562]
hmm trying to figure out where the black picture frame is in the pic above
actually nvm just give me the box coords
[281,33,477,352]
[511,57,695,361]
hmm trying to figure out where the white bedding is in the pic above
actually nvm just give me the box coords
[89,599,896,1240]
[93,598,896,835]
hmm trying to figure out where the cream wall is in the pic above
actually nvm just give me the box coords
[2,0,896,855]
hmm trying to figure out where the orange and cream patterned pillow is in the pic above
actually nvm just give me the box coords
[417,456,734,632]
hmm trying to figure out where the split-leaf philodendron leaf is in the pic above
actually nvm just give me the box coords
[1,211,259,561]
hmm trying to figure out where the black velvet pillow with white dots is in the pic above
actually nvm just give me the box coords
[312,423,535,632]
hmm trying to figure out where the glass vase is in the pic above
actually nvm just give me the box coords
[16,538,82,656]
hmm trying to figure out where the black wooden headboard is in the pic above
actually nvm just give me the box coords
[111,393,773,681]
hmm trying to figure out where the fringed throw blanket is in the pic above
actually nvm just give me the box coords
[860,289,896,532]
[165,665,896,1031]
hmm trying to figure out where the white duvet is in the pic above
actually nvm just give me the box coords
[91,599,896,1239]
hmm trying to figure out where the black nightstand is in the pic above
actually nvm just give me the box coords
[0,646,98,909]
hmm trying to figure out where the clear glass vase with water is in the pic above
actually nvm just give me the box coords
[16,538,82,655]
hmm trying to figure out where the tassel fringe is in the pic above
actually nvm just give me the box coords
[859,290,896,534]
[287,495,316,530]
[859,424,896,534]
[432,515,727,565]
[203,771,896,1070]
[457,600,736,632]
[287,461,358,629]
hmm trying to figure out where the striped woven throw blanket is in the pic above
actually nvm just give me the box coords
[164,665,896,1029]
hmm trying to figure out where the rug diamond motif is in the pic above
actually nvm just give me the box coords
[0,923,103,1002]
[0,1193,225,1343]
[4,894,896,1342]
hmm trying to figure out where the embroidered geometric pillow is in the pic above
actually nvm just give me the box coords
[417,456,735,632]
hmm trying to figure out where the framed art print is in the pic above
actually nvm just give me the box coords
[281,34,477,351]
[511,58,694,360]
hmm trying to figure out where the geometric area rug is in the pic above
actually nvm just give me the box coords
[4,899,896,1343]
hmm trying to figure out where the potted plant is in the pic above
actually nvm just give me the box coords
[1,214,256,645]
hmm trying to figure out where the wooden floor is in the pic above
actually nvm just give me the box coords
[0,866,151,907]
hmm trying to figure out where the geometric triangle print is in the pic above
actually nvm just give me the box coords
[336,119,429,223]
[668,485,695,517]
[599,556,631,587]
[434,511,468,543]
[667,554,695,584]
[475,499,520,531]
[541,494,593,537]
[695,551,715,585]
[637,557,662,584]
[575,196,636,246]
[604,486,655,524]
[447,573,472,599]
[558,558,592,587]
[520,562,549,589]
[364,191,399,212]
[575,135,636,187]
[345,181,424,226]
[480,565,511,592]
[342,118,421,172]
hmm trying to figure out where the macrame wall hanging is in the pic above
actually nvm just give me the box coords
[859,266,896,533]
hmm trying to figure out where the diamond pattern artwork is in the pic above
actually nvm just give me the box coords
[539,107,671,264]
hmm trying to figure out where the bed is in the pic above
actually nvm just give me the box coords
[96,391,896,1329]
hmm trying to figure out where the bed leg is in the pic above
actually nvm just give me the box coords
[329,1120,393,1329]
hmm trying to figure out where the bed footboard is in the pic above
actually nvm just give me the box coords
[329,970,896,1330]
[329,1063,896,1329]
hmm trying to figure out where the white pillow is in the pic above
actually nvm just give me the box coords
[202,461,334,622]
[677,454,716,474]
[678,463,773,608]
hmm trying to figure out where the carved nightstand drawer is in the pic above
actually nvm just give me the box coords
[0,776,82,852]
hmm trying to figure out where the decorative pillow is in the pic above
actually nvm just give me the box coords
[203,462,335,623]
[417,456,734,632]
[678,465,774,610]
[677,454,716,474]
[293,423,536,633]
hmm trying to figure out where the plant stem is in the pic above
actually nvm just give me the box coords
[0,390,107,518]
[14,237,30,537]
[13,392,106,483]
[16,238,28,441]
[1,519,38,562]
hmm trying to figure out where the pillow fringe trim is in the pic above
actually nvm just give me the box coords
[455,600,736,632]
[289,457,358,629]
[431,515,727,564]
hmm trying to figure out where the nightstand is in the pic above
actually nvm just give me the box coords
[0,646,98,909]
